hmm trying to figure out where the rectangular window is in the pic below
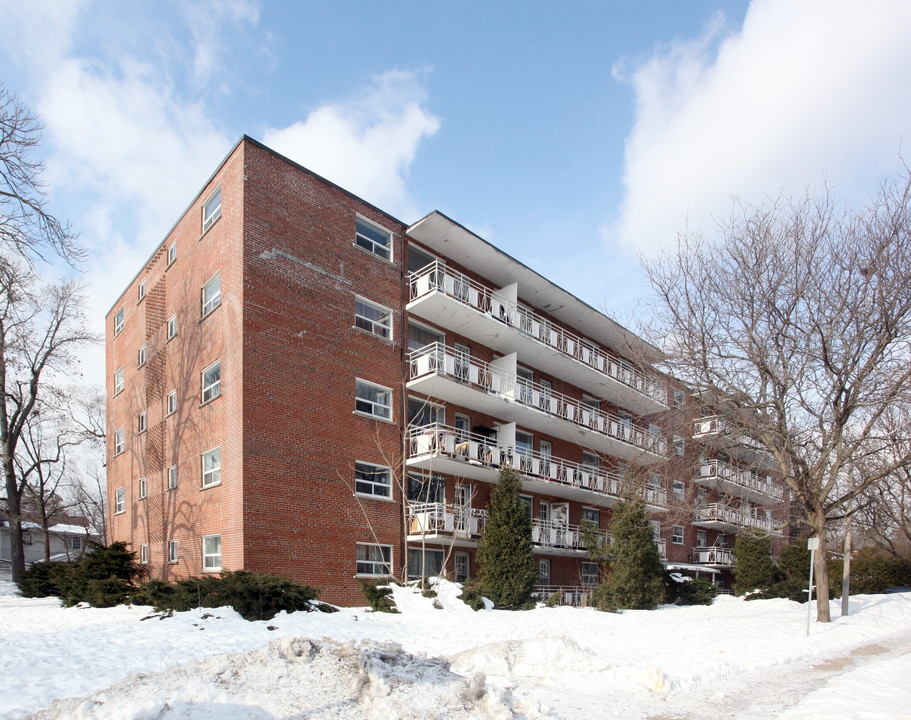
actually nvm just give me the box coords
[201,361,221,403]
[137,412,146,434]
[673,389,684,410]
[582,451,600,469]
[115,487,125,514]
[696,530,707,547]
[71,537,81,550]
[167,242,177,266]
[138,280,146,301]
[673,435,685,456]
[354,298,391,338]
[113,427,125,455]
[407,472,445,503]
[140,544,149,564]
[202,447,221,488]
[139,477,147,499]
[454,552,470,584]
[648,472,662,489]
[355,461,392,498]
[113,367,124,395]
[168,465,177,490]
[356,543,392,576]
[167,390,177,415]
[582,561,599,587]
[696,487,707,506]
[355,379,392,420]
[408,548,444,580]
[202,187,222,232]
[114,307,124,337]
[355,216,392,260]
[672,525,685,545]
[673,480,685,498]
[167,314,177,340]
[202,272,221,317]
[582,507,600,526]
[138,344,146,367]
[168,540,178,563]
[202,534,222,572]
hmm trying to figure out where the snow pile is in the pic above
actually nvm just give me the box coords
[28,637,519,720]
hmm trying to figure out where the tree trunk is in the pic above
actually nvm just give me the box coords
[810,509,831,623]
[4,459,25,583]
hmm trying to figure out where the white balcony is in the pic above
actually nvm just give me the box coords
[407,344,666,465]
[692,546,735,567]
[692,503,779,535]
[695,459,783,505]
[692,416,777,469]
[408,261,667,415]
[406,424,667,511]
[407,502,486,547]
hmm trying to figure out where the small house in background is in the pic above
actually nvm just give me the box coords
[0,516,100,569]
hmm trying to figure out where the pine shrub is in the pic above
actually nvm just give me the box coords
[666,573,718,605]
[732,533,775,596]
[850,547,911,593]
[476,468,538,609]
[360,579,399,613]
[458,581,485,611]
[16,561,70,598]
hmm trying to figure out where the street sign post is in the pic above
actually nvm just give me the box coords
[807,537,819,636]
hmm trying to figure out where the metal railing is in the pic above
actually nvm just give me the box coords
[407,423,667,508]
[693,546,735,565]
[532,585,594,607]
[408,260,667,406]
[693,503,777,533]
[697,459,783,500]
[407,502,487,538]
[409,343,666,458]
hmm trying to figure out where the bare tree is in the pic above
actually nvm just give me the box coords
[1,260,96,581]
[642,173,911,622]
[69,464,107,541]
[0,84,84,266]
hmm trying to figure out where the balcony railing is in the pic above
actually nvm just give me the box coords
[697,459,783,501]
[692,415,777,467]
[693,503,777,534]
[408,260,667,407]
[693,546,735,566]
[407,423,667,508]
[532,585,593,607]
[407,502,486,538]
[408,344,666,459]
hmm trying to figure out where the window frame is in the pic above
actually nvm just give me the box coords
[113,307,124,337]
[356,543,393,577]
[139,476,147,499]
[354,296,392,339]
[673,435,685,456]
[167,242,177,266]
[582,561,599,587]
[166,390,177,415]
[201,447,221,488]
[201,271,221,318]
[168,539,178,563]
[202,186,222,233]
[113,427,125,456]
[137,412,147,434]
[354,379,392,420]
[140,543,149,564]
[672,480,685,499]
[138,344,146,367]
[138,280,146,302]
[167,465,177,490]
[113,367,125,396]
[354,215,393,262]
[201,360,221,405]
[673,389,684,410]
[582,507,600,526]
[166,314,177,341]
[202,534,222,572]
[114,487,125,514]
[354,461,393,499]
[672,525,685,545]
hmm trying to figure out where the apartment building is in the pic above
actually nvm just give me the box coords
[106,136,788,605]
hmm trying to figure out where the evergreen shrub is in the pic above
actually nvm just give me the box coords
[458,581,485,611]
[360,579,399,613]
[732,533,775,596]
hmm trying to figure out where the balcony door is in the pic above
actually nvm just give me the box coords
[454,484,471,535]
[538,558,551,587]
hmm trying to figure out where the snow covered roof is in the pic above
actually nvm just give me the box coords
[48,524,91,535]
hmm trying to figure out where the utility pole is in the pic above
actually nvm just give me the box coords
[807,537,819,636]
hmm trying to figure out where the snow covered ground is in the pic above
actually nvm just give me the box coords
[2,575,910,719]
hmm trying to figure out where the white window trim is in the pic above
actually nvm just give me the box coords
[138,280,146,302]
[582,506,600,526]
[113,367,125,396]
[139,477,147,499]
[354,296,392,339]
[113,427,125,456]
[167,242,177,267]
[138,344,146,367]
[113,307,124,337]
[166,390,177,416]
[202,534,222,572]
[166,314,177,341]
[355,542,393,577]
[673,480,685,498]
[201,360,221,404]
[354,461,393,500]
[167,465,177,490]
[137,412,147,434]
[202,186,222,233]
[673,435,685,456]
[140,544,149,563]
[672,525,685,545]
[114,487,125,514]
[201,271,221,318]
[354,378,393,421]
[201,447,221,489]
[354,214,393,262]
[168,539,178,563]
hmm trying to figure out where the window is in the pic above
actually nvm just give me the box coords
[203,534,222,571]
[167,314,177,340]
[407,472,445,503]
[408,397,443,427]
[454,552,470,584]
[167,390,177,415]
[354,298,391,339]
[673,480,685,499]
[138,280,146,301]
[673,435,685,456]
[113,427,125,455]
[355,379,391,420]
[167,242,177,266]
[673,389,684,410]
[201,361,221,403]
[71,537,81,550]
[168,540,178,563]
[582,507,600,526]
[202,447,221,488]
[202,187,222,232]
[115,487,125,514]
[201,272,221,317]
[140,544,149,564]
[113,367,124,395]
[582,451,600,470]
[114,307,124,337]
[408,548,444,579]
[138,344,146,367]
[696,530,707,547]
[137,412,146,434]
[696,487,707,506]
[356,543,392,576]
[648,472,662,489]
[672,525,685,545]
[582,561,599,587]
[355,216,391,260]
[355,461,392,498]
[139,476,147,499]
[168,465,177,490]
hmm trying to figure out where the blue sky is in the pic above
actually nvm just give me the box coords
[2,1,910,387]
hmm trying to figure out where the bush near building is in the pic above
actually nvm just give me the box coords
[732,533,775,596]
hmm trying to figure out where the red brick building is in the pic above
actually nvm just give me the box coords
[106,137,788,605]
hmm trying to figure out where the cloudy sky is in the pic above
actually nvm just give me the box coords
[2,0,910,388]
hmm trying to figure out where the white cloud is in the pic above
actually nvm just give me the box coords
[264,70,441,220]
[610,0,911,256]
